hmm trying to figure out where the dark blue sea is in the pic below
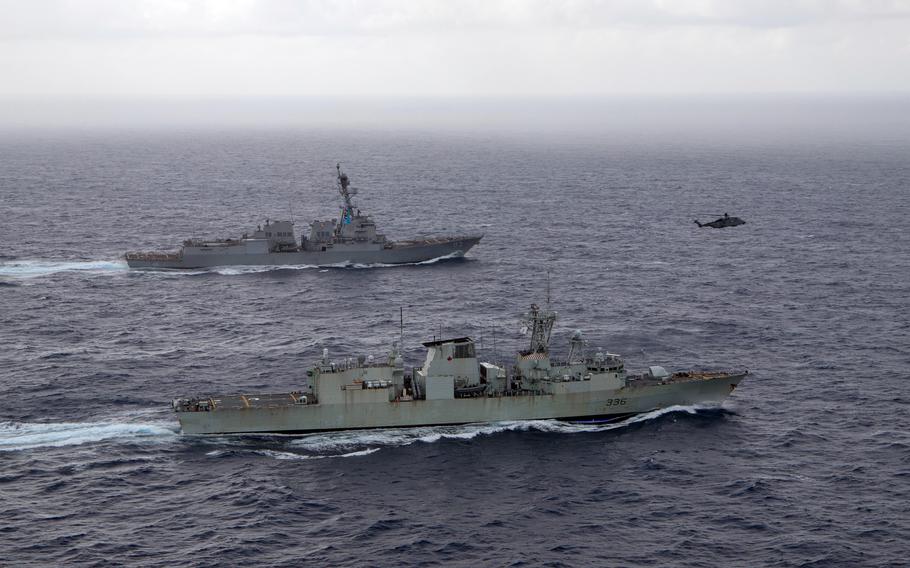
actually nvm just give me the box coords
[1,113,909,566]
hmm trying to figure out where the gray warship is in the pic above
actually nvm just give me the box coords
[126,165,482,269]
[173,302,748,435]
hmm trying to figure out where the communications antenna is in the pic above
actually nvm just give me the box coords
[546,270,552,309]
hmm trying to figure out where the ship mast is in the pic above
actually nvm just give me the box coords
[336,163,357,224]
[522,302,556,355]
[521,271,557,354]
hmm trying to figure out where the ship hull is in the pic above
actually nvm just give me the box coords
[177,373,746,435]
[126,236,482,269]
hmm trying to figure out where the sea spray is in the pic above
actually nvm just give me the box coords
[0,420,178,452]
[0,260,128,278]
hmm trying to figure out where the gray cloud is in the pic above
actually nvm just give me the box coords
[0,0,908,97]
[2,0,909,39]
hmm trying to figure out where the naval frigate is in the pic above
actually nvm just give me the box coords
[125,164,482,269]
[173,302,748,435]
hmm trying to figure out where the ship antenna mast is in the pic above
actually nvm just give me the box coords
[546,270,551,309]
[336,162,355,223]
[522,272,557,355]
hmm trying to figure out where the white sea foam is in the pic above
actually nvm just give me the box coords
[178,251,466,275]
[210,264,319,275]
[289,405,711,453]
[0,251,464,280]
[342,251,466,269]
[0,406,709,454]
[252,447,380,460]
[0,420,179,452]
[0,260,128,278]
[202,444,380,461]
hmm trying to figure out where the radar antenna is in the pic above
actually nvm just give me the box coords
[336,163,357,224]
[521,302,556,355]
[567,329,586,364]
[520,272,557,354]
[546,270,551,309]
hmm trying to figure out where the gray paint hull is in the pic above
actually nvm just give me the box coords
[127,236,481,269]
[177,373,746,435]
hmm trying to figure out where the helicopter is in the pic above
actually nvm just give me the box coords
[694,212,746,228]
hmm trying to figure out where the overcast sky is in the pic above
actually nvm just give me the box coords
[1,0,909,97]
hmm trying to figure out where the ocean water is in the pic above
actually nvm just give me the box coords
[1,121,909,567]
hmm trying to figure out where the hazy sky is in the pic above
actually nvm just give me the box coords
[2,0,909,97]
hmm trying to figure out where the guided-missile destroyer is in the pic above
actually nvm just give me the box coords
[173,302,748,435]
[126,164,482,269]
